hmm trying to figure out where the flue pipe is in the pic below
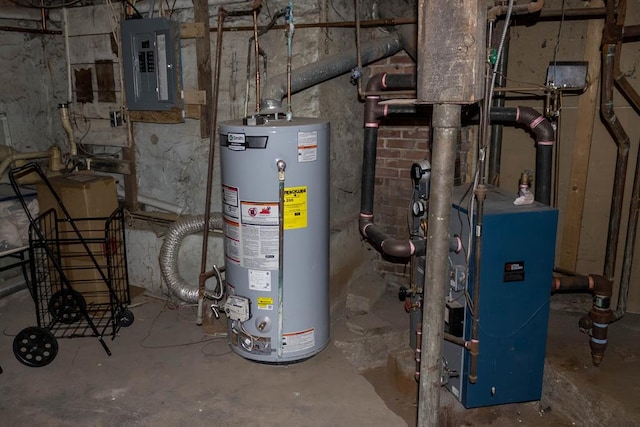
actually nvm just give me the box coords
[261,33,403,111]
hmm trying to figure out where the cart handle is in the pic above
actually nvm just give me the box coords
[8,162,42,181]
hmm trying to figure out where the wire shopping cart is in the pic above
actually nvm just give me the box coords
[9,163,134,367]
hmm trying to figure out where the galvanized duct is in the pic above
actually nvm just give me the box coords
[260,32,404,111]
[159,213,224,304]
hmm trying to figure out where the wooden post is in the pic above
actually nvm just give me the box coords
[558,11,604,271]
[193,0,212,138]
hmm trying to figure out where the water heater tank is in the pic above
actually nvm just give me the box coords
[219,117,330,363]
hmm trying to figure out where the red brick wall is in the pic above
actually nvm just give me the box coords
[367,53,430,281]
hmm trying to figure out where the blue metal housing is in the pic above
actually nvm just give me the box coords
[444,185,558,408]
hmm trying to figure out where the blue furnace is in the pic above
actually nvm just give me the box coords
[441,185,558,408]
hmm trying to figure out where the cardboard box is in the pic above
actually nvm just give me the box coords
[37,172,118,222]
[37,173,118,305]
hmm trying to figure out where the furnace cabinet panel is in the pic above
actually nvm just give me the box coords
[445,185,558,408]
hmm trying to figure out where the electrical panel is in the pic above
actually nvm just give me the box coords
[121,18,180,111]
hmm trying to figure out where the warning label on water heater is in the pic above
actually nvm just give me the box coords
[284,186,307,230]
[239,201,279,270]
[283,328,315,353]
[297,131,318,163]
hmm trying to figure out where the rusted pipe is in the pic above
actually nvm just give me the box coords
[552,274,615,366]
[601,43,630,282]
[488,0,544,21]
[198,7,228,325]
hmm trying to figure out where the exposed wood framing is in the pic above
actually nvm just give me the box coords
[558,14,605,271]
[192,0,212,138]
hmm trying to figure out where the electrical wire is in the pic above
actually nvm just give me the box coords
[551,0,566,87]
[139,301,228,349]
[486,0,515,128]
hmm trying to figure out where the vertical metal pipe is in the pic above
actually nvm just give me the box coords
[601,43,630,281]
[253,9,261,113]
[198,8,227,325]
[418,104,460,427]
[488,25,510,186]
[276,159,286,358]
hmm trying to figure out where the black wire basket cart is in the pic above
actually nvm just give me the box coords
[9,163,134,367]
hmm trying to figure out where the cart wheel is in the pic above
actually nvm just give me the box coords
[118,308,135,327]
[13,327,58,367]
[48,289,86,324]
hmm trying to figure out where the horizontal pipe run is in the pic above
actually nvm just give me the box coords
[261,34,403,111]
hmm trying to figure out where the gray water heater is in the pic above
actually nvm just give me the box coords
[219,117,330,363]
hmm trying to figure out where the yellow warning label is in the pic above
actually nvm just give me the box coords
[257,297,274,310]
[284,186,307,230]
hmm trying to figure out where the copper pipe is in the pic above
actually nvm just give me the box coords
[253,8,261,113]
[198,7,228,325]
[488,0,544,21]
[211,17,417,32]
[40,0,46,31]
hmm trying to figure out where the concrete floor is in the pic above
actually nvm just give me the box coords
[0,290,405,426]
[1,287,639,426]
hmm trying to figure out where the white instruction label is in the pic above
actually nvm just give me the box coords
[223,218,241,265]
[241,224,278,269]
[298,131,318,163]
[222,185,239,219]
[283,328,315,353]
[249,269,271,291]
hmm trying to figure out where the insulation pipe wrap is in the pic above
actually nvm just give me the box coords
[159,213,224,304]
[489,106,554,205]
[359,73,460,258]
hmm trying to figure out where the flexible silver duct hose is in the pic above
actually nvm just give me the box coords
[159,213,224,303]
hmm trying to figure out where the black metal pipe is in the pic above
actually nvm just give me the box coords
[359,73,425,259]
[489,106,555,205]
[360,127,378,216]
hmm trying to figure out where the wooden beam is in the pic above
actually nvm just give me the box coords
[122,120,139,211]
[128,108,184,123]
[183,89,207,105]
[558,13,604,271]
[184,104,202,119]
[180,22,206,39]
[193,0,212,138]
